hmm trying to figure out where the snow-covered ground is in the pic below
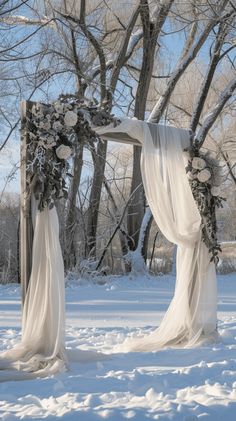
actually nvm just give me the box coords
[0,272,236,421]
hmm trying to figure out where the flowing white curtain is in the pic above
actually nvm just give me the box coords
[0,200,105,381]
[0,201,67,380]
[0,118,218,381]
[96,119,218,351]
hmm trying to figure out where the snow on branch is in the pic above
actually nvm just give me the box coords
[190,20,230,133]
[91,28,143,81]
[148,21,216,123]
[91,60,114,78]
[110,4,141,94]
[126,28,143,56]
[2,15,55,28]
[196,75,236,148]
[150,0,173,24]
[58,1,107,102]
[148,1,233,124]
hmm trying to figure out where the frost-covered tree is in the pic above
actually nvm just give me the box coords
[0,0,236,279]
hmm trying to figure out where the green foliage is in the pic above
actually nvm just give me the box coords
[185,147,226,264]
[25,96,118,211]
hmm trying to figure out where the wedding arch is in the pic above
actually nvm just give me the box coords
[0,96,224,379]
[20,98,223,299]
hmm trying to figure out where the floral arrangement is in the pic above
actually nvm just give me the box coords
[185,143,226,263]
[24,96,118,212]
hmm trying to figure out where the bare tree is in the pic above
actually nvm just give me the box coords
[127,0,174,258]
[138,0,236,264]
[1,0,236,280]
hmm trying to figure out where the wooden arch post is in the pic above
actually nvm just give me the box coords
[20,100,34,304]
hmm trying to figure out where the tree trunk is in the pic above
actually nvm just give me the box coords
[127,29,157,250]
[127,0,173,254]
[141,211,153,261]
[86,139,107,258]
[127,146,145,250]
[65,142,84,269]
[103,178,130,260]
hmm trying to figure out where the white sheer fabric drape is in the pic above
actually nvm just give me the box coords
[0,200,67,380]
[0,117,218,381]
[96,119,218,351]
[0,200,105,381]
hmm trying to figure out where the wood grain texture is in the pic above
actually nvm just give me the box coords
[20,100,33,305]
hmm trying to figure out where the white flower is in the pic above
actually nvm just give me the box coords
[211,175,222,187]
[211,186,221,197]
[44,121,51,131]
[54,102,64,114]
[64,110,78,127]
[192,157,206,170]
[56,144,72,160]
[52,121,63,131]
[197,169,211,183]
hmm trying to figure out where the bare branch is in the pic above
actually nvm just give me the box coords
[58,1,107,103]
[110,3,141,94]
[0,18,55,55]
[135,0,174,119]
[0,0,29,17]
[2,15,54,27]
[179,21,198,61]
[190,19,231,133]
[0,69,61,152]
[196,75,236,148]
[70,28,86,95]
[148,1,231,123]
[96,182,142,270]
[126,63,170,79]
